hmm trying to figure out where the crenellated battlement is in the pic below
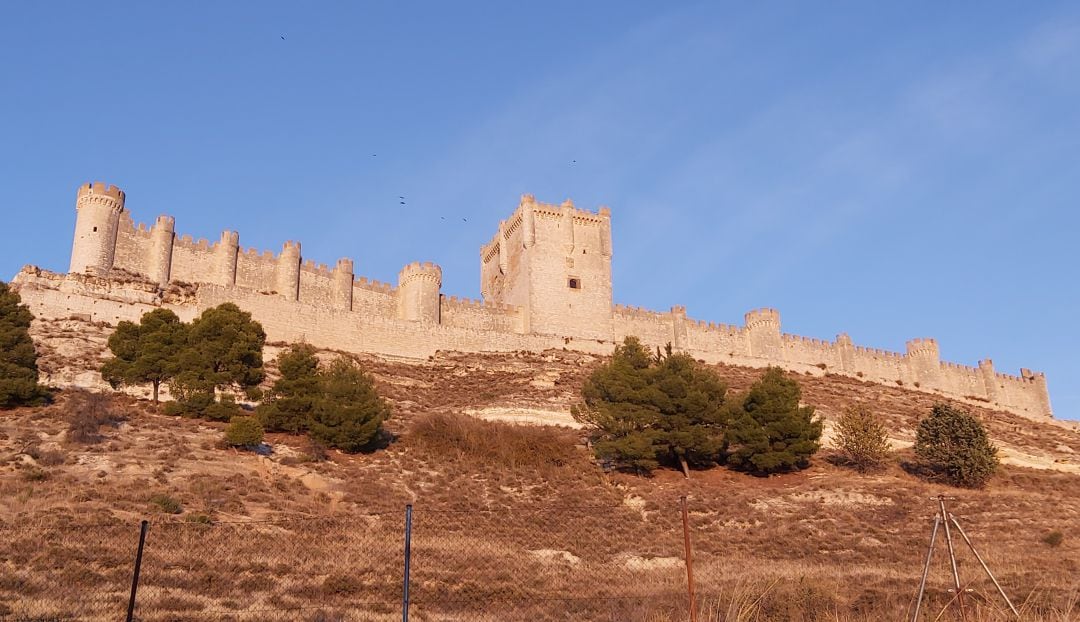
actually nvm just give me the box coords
[398,261,442,286]
[745,308,781,329]
[906,338,940,358]
[76,181,125,209]
[46,180,1053,420]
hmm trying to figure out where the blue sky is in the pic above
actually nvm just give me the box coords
[2,2,1077,419]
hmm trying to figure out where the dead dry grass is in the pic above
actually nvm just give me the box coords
[1,347,1078,620]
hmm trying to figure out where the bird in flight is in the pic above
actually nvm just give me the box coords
[280,35,286,40]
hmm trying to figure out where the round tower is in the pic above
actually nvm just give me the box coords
[332,258,354,311]
[216,231,240,287]
[70,181,125,276]
[276,241,301,301]
[905,338,942,387]
[149,215,175,287]
[397,261,442,323]
[744,308,782,358]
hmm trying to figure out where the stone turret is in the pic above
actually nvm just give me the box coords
[70,182,125,276]
[398,261,442,323]
[906,338,942,386]
[276,241,301,301]
[148,215,175,287]
[745,308,782,358]
[333,258,354,311]
[216,231,240,287]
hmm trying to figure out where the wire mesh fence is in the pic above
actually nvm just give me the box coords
[0,501,703,621]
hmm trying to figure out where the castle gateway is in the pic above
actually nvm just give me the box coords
[12,182,1053,419]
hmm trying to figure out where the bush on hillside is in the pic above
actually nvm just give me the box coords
[224,416,264,449]
[309,358,391,453]
[833,405,890,472]
[0,281,48,408]
[258,344,320,433]
[726,367,822,474]
[572,337,728,477]
[913,403,998,488]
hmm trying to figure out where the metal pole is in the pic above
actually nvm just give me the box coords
[912,513,941,622]
[949,515,1020,619]
[402,504,413,622]
[938,497,967,621]
[126,520,149,622]
[680,496,698,622]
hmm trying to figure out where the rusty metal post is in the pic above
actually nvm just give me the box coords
[125,519,149,622]
[680,496,698,622]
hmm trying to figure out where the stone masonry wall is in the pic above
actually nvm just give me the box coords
[33,181,1055,421]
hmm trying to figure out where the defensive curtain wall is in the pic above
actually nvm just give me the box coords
[11,182,1054,419]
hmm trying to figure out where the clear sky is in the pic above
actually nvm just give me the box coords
[2,2,1077,419]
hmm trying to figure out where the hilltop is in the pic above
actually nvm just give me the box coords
[1,319,1079,620]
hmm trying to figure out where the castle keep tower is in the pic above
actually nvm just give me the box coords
[398,262,442,323]
[70,182,126,276]
[480,195,613,341]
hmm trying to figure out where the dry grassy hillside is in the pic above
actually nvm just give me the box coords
[2,328,1079,620]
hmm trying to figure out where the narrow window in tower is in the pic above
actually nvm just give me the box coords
[93,227,98,232]
[568,277,581,290]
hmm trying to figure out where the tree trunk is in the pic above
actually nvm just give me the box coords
[679,456,691,479]
[152,381,160,403]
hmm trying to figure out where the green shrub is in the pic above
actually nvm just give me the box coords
[150,493,183,514]
[224,416,264,449]
[913,403,998,488]
[0,281,48,408]
[572,338,729,476]
[726,367,822,474]
[309,359,391,453]
[834,405,890,471]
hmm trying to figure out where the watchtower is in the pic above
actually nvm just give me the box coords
[398,261,442,323]
[70,182,126,276]
[480,195,613,340]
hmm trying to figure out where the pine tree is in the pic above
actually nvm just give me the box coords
[0,282,46,408]
[572,337,728,476]
[309,358,391,453]
[726,367,822,474]
[914,403,998,488]
[101,308,187,402]
[257,343,320,433]
[168,303,266,417]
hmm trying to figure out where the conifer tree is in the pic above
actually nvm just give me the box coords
[573,337,728,476]
[0,282,46,408]
[257,343,320,433]
[167,303,266,418]
[101,308,187,402]
[914,403,998,488]
[726,367,822,474]
[309,358,391,453]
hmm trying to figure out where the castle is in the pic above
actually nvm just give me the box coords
[12,181,1054,419]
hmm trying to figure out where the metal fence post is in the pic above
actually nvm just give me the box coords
[126,519,149,622]
[680,496,698,622]
[402,504,413,622]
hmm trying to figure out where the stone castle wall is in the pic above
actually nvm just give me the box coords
[12,181,1054,421]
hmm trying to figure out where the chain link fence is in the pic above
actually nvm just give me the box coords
[1,501,702,621]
